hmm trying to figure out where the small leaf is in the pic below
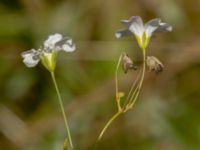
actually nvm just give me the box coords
[63,139,68,150]
[117,92,125,99]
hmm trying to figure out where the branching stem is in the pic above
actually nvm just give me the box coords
[98,111,122,141]
[128,49,146,108]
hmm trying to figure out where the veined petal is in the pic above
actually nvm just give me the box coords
[55,37,76,52]
[121,16,143,26]
[44,33,63,49]
[121,19,130,26]
[62,44,76,52]
[55,37,71,46]
[154,22,172,34]
[128,16,144,38]
[145,18,160,38]
[115,29,132,38]
[22,51,40,67]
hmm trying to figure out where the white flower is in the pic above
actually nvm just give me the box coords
[21,33,75,70]
[44,34,76,52]
[115,16,172,49]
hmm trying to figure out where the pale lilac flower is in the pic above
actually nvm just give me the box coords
[21,33,75,69]
[115,16,172,49]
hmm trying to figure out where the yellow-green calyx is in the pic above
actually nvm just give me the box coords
[41,50,57,72]
[136,32,151,50]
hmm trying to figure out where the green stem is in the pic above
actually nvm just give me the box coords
[98,111,122,141]
[115,54,123,111]
[50,72,73,149]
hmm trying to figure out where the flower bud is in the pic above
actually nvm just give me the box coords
[122,53,137,73]
[146,56,164,73]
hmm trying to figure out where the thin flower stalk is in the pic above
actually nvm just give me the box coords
[127,50,146,109]
[98,55,124,141]
[122,68,142,109]
[98,111,121,141]
[21,33,75,150]
[51,72,73,149]
[115,54,123,112]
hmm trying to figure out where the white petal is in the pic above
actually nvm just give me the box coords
[129,16,144,38]
[158,23,172,32]
[115,29,132,38]
[23,53,39,67]
[62,44,76,52]
[54,37,75,52]
[115,32,122,38]
[66,39,72,45]
[21,49,35,58]
[145,19,160,38]
[44,33,63,49]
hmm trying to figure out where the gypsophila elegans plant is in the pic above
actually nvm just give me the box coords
[98,16,172,140]
[21,33,75,149]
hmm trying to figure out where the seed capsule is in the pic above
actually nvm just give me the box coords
[146,56,164,73]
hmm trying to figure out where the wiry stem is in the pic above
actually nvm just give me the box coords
[97,54,123,141]
[51,72,73,149]
[115,54,123,111]
[128,50,146,108]
[98,111,121,141]
[122,69,142,109]
[97,50,146,142]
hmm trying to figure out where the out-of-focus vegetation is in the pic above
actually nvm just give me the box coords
[0,0,200,150]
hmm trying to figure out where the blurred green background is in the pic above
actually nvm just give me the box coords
[0,0,200,150]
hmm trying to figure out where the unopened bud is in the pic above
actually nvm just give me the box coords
[122,53,137,73]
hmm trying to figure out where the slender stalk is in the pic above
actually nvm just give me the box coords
[115,54,122,111]
[122,69,142,109]
[50,72,73,149]
[97,54,123,142]
[98,111,122,141]
[128,50,146,108]
[98,50,146,141]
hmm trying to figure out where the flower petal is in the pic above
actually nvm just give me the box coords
[44,33,63,49]
[145,18,161,38]
[115,29,133,38]
[21,50,33,58]
[55,37,76,52]
[154,22,172,34]
[21,50,40,67]
[62,44,76,52]
[128,16,144,38]
[121,16,143,26]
